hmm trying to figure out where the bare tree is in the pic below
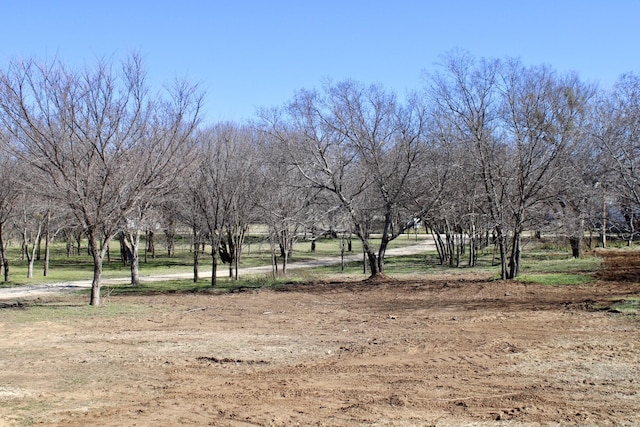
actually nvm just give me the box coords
[499,61,594,277]
[179,191,206,283]
[122,201,157,286]
[13,191,46,278]
[428,52,511,276]
[595,73,640,237]
[189,124,243,286]
[0,147,19,281]
[551,119,603,257]
[220,126,261,280]
[160,196,180,258]
[257,145,315,276]
[428,51,593,278]
[0,55,202,304]
[262,80,437,276]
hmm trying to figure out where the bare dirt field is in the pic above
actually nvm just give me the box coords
[1,255,640,426]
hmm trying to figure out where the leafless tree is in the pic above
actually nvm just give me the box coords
[160,196,181,258]
[551,120,603,257]
[428,52,511,276]
[428,51,593,278]
[256,137,316,276]
[0,146,19,281]
[594,73,640,244]
[179,187,206,282]
[498,61,595,276]
[0,55,202,304]
[12,191,46,278]
[262,80,438,276]
[122,201,160,286]
[220,126,261,280]
[190,123,258,286]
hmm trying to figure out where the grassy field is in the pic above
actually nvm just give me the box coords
[0,233,614,297]
[0,232,429,286]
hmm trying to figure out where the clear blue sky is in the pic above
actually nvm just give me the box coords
[2,0,639,124]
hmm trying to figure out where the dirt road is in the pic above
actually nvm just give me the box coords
[1,270,639,426]
[2,247,639,426]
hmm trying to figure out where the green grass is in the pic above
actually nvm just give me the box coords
[520,255,602,274]
[514,252,601,286]
[0,234,429,287]
[609,296,640,314]
[82,275,307,299]
[0,233,609,296]
[0,298,151,323]
[516,273,594,286]
[107,245,602,293]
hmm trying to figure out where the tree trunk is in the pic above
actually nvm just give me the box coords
[66,239,72,257]
[165,229,175,257]
[75,232,82,256]
[447,231,456,267]
[119,234,131,265]
[224,237,234,278]
[282,246,288,275]
[87,233,108,306]
[43,210,51,276]
[90,257,103,306]
[431,227,446,265]
[468,228,477,267]
[128,230,141,286]
[43,229,50,276]
[233,231,242,280]
[508,231,522,279]
[362,247,367,274]
[376,237,389,274]
[211,251,218,287]
[0,222,9,282]
[192,226,199,282]
[366,250,379,276]
[147,229,155,259]
[496,227,508,280]
[27,260,34,279]
[25,225,42,279]
[269,238,278,278]
[357,230,379,276]
[570,236,583,258]
[627,215,635,247]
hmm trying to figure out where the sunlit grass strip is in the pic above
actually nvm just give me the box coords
[609,296,640,314]
[515,254,601,285]
[83,275,307,297]
[516,273,594,286]
[0,299,151,323]
[520,256,602,274]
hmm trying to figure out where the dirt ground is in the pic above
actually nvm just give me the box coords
[1,255,640,426]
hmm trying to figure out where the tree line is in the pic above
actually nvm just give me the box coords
[0,51,637,305]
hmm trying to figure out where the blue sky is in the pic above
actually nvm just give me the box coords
[2,1,639,124]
